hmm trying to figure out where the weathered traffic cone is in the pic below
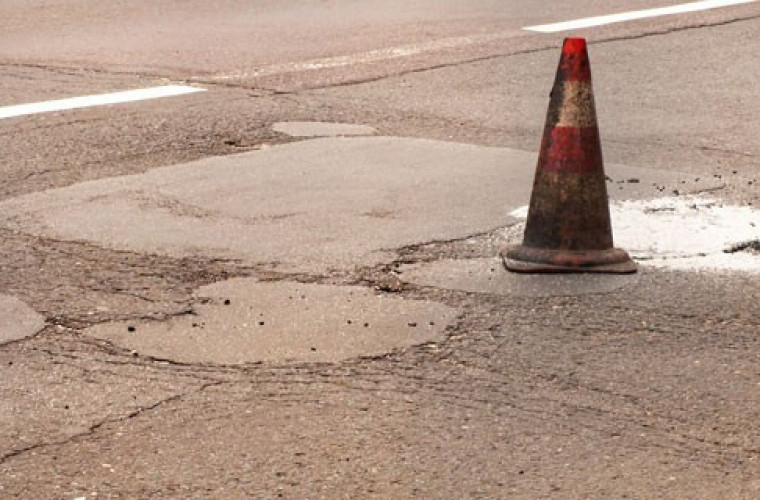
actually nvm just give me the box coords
[502,38,636,274]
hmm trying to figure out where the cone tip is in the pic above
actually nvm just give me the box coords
[562,37,587,55]
[558,37,591,82]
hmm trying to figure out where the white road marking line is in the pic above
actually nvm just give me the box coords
[523,0,756,33]
[203,31,515,81]
[0,85,205,120]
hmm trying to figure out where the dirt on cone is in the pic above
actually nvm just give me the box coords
[502,37,636,274]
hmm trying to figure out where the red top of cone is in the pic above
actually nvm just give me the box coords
[559,37,591,82]
[540,37,598,174]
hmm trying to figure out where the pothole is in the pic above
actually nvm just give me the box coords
[83,278,458,364]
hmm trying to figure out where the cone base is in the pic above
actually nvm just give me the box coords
[502,245,637,274]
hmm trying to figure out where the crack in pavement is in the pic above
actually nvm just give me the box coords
[588,11,760,45]
[352,360,760,462]
[32,334,251,381]
[2,12,757,99]
[200,13,760,95]
[0,61,176,85]
[0,380,225,466]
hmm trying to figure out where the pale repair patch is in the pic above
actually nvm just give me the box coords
[0,295,45,344]
[272,121,376,137]
[0,137,721,274]
[510,197,760,272]
[84,279,458,364]
[400,258,637,297]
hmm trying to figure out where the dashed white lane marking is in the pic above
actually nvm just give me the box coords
[524,0,756,33]
[0,85,205,120]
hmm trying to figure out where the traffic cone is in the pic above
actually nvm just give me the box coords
[502,38,636,274]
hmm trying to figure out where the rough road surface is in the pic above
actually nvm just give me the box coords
[2,1,760,498]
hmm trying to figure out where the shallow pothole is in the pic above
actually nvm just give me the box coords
[83,278,458,364]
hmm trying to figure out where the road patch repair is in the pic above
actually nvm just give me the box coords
[0,137,721,273]
[399,257,638,297]
[0,295,45,345]
[0,137,540,273]
[0,131,737,362]
[84,278,456,364]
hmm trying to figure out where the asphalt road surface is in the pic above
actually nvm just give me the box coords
[2,1,760,498]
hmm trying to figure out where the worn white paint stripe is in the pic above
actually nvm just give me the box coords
[205,31,515,81]
[524,0,756,33]
[0,85,205,120]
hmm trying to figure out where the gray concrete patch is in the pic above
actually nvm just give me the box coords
[272,121,376,137]
[84,278,458,364]
[0,295,45,344]
[400,258,639,297]
[0,137,722,274]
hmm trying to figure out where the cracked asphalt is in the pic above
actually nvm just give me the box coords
[2,1,760,498]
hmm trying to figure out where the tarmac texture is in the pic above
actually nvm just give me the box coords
[0,295,45,345]
[2,133,760,499]
[3,2,760,498]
